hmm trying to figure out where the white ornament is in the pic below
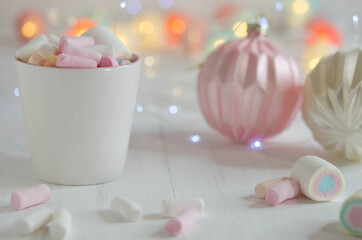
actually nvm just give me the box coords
[303,48,362,161]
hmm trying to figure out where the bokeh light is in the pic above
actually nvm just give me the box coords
[353,15,359,24]
[172,87,183,96]
[120,1,126,8]
[14,88,19,97]
[135,104,144,112]
[309,57,320,70]
[292,0,310,15]
[169,105,178,114]
[170,19,186,34]
[276,1,284,11]
[138,21,155,34]
[144,56,155,66]
[145,68,156,79]
[158,0,174,9]
[233,21,248,38]
[65,18,97,36]
[126,0,142,15]
[189,134,201,143]
[22,22,37,38]
[213,39,225,48]
[250,140,263,149]
[17,10,47,42]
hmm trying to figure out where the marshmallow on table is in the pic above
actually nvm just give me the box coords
[14,207,54,236]
[99,57,119,67]
[39,43,59,58]
[82,25,132,59]
[266,179,300,206]
[16,34,48,62]
[340,189,362,237]
[110,196,143,221]
[56,54,97,69]
[59,36,94,52]
[28,53,46,66]
[62,43,102,65]
[290,155,345,201]
[85,45,116,58]
[11,184,51,210]
[160,198,205,217]
[48,34,60,46]
[50,208,72,239]
[165,208,200,236]
[255,177,292,199]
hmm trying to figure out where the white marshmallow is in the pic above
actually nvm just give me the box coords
[50,208,72,239]
[82,25,131,59]
[290,155,345,201]
[16,34,48,62]
[120,60,131,66]
[14,207,54,236]
[39,43,59,58]
[161,198,205,217]
[110,196,143,221]
[85,45,116,58]
[48,34,60,46]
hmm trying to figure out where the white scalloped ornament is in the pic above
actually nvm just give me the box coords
[303,48,362,161]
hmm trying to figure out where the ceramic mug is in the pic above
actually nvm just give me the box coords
[16,55,140,185]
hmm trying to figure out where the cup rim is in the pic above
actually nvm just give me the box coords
[15,53,140,71]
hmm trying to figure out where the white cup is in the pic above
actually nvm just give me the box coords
[16,55,140,185]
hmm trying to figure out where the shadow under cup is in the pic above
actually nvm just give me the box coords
[15,54,140,185]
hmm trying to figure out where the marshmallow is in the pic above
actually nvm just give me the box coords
[290,155,345,201]
[44,55,57,67]
[99,57,119,68]
[14,207,54,236]
[11,184,51,210]
[110,196,143,221]
[44,61,55,67]
[82,25,131,59]
[165,208,200,236]
[160,198,204,217]
[255,177,292,199]
[39,43,59,58]
[16,34,48,62]
[120,60,132,66]
[62,44,102,65]
[340,189,362,237]
[59,36,94,52]
[85,45,116,58]
[56,53,97,69]
[48,34,60,46]
[50,208,72,239]
[28,53,46,66]
[266,180,300,206]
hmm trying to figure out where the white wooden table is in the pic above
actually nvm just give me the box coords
[1,36,362,240]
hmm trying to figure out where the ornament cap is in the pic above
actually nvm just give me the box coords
[247,21,268,36]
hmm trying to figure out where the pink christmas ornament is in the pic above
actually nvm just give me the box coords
[198,23,303,144]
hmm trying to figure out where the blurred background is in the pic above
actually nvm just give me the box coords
[1,0,362,61]
[0,0,362,137]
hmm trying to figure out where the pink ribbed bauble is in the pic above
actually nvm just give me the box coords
[198,27,303,144]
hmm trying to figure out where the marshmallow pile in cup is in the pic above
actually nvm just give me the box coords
[15,25,133,68]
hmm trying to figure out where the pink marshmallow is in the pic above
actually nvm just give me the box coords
[99,56,119,68]
[59,36,94,52]
[56,53,97,69]
[266,180,300,206]
[62,43,102,65]
[11,184,51,211]
[165,208,200,236]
